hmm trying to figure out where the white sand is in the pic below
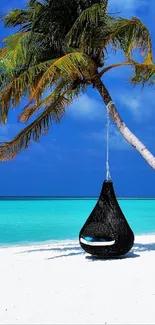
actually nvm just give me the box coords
[0,235,155,324]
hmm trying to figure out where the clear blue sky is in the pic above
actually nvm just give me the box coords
[0,0,155,197]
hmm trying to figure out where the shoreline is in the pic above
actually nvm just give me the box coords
[0,234,155,324]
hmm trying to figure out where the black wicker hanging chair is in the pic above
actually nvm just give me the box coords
[79,179,134,258]
[79,102,134,258]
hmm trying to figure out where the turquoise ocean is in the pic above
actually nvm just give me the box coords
[0,198,155,246]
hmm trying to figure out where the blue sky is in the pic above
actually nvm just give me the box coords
[0,0,155,197]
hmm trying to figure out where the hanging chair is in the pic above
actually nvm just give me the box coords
[79,179,134,258]
[79,102,134,258]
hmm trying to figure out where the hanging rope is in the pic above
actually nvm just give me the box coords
[106,101,113,181]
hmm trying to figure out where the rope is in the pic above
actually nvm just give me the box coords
[106,101,114,181]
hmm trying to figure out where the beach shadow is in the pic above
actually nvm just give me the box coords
[18,245,82,254]
[85,251,140,262]
[133,242,155,253]
[46,246,139,261]
[86,242,155,262]
[17,242,155,261]
[17,243,85,259]
[46,251,84,260]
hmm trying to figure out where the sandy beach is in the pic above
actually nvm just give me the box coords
[0,235,155,324]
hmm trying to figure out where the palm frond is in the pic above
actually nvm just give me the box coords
[105,17,153,63]
[0,95,71,161]
[19,79,73,122]
[2,9,31,28]
[0,60,53,124]
[30,52,95,102]
[130,60,155,86]
[66,1,108,47]
[1,32,31,69]
[2,0,43,31]
[19,77,87,122]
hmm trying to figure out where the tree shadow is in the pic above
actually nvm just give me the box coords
[46,251,83,260]
[18,244,81,254]
[17,241,155,261]
[17,243,84,259]
[133,242,155,253]
[45,245,140,261]
[85,242,155,262]
[85,251,140,262]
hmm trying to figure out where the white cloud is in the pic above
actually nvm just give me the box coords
[68,94,104,120]
[118,89,155,122]
[108,0,147,14]
[90,124,131,151]
[120,96,141,117]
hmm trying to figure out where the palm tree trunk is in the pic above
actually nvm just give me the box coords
[93,77,155,170]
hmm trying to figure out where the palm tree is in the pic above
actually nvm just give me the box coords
[0,0,155,169]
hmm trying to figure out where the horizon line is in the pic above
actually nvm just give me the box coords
[0,196,155,200]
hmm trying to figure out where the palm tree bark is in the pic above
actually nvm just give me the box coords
[93,77,155,170]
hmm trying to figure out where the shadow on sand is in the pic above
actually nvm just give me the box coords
[86,242,155,262]
[17,241,155,261]
[18,244,84,260]
[46,251,83,260]
[85,251,139,262]
[21,245,81,254]
[133,242,155,253]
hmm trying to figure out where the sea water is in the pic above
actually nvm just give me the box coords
[0,198,155,246]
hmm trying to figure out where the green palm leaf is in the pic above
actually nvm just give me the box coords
[130,60,155,86]
[30,52,95,102]
[2,1,43,31]
[19,77,86,122]
[0,59,53,123]
[2,9,32,28]
[1,32,31,70]
[104,17,153,62]
[66,1,108,46]
[0,94,71,161]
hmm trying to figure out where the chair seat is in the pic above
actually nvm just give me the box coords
[80,237,115,246]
